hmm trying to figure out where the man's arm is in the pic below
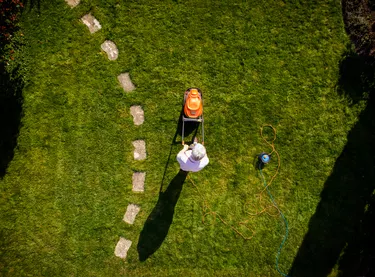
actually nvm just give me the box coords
[177,144,189,163]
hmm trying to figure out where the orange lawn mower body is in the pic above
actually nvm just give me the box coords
[182,88,204,145]
[184,88,203,118]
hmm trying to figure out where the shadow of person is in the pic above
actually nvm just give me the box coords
[289,50,375,277]
[137,101,199,261]
[137,170,188,262]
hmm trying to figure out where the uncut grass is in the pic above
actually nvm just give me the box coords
[0,0,365,276]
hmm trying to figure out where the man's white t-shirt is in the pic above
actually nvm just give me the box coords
[177,149,209,172]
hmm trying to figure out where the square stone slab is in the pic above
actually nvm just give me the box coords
[123,204,141,224]
[81,14,102,34]
[130,105,144,125]
[114,237,132,259]
[101,40,118,61]
[132,172,145,192]
[65,0,80,8]
[118,73,136,92]
[132,140,146,160]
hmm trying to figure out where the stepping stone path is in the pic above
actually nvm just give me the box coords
[65,0,80,8]
[132,172,145,192]
[101,40,119,61]
[81,14,102,34]
[66,1,147,260]
[133,140,147,160]
[130,106,144,125]
[123,204,141,224]
[118,73,136,92]
[114,237,132,259]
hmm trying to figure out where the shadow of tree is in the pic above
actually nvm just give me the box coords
[0,63,23,178]
[338,194,375,277]
[289,51,375,277]
[137,170,188,261]
[22,0,41,13]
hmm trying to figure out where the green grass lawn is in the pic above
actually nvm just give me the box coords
[0,0,368,276]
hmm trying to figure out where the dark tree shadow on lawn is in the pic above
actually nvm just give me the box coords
[137,170,188,261]
[289,51,375,277]
[22,0,41,13]
[0,63,23,178]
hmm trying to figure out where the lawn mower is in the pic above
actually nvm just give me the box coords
[181,88,204,145]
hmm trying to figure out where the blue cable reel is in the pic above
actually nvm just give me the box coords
[258,152,271,165]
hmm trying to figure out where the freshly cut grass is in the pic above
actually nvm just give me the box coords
[0,0,365,276]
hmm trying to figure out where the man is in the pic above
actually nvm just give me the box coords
[176,141,209,173]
